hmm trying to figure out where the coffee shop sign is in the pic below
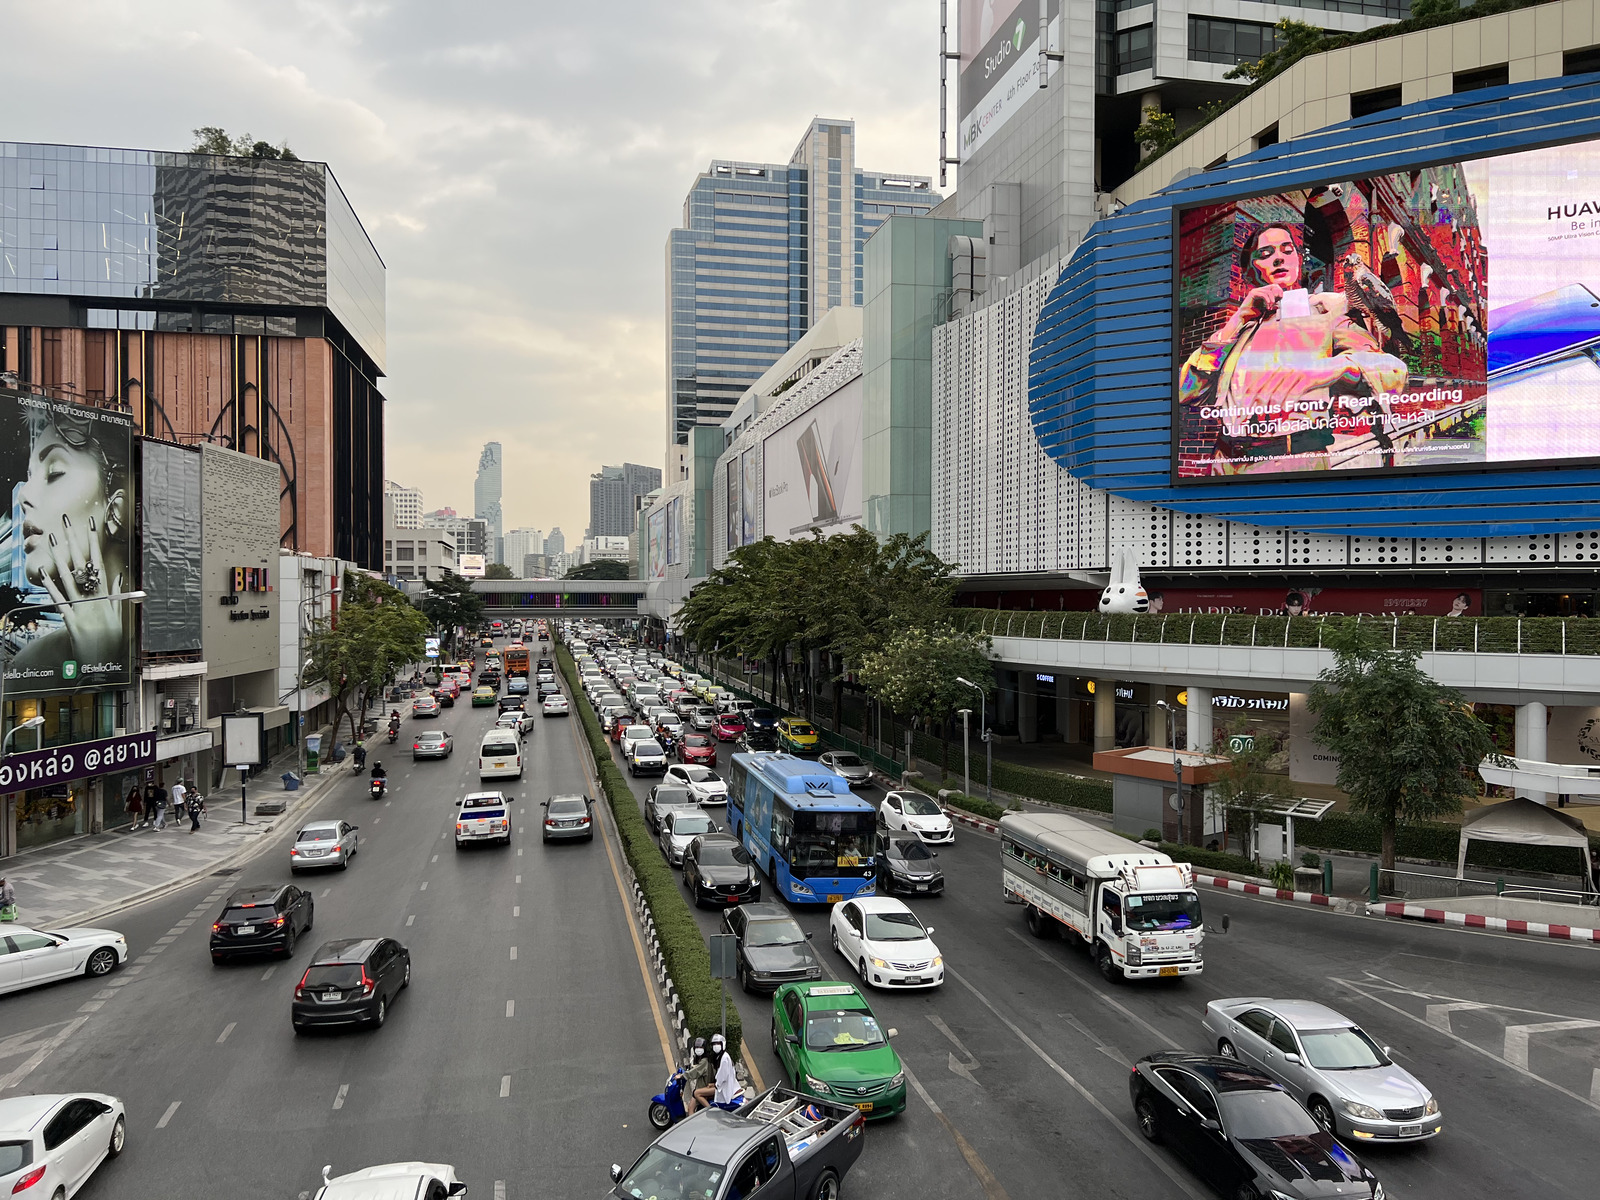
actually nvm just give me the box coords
[0,731,156,791]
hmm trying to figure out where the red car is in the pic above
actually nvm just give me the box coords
[679,733,718,766]
[713,713,746,742]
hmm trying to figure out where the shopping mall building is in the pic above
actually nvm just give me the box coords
[642,0,1600,798]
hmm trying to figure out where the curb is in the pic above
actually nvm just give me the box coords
[1365,900,1600,942]
[1196,873,1361,913]
[948,810,999,835]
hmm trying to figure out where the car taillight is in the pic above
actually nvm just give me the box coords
[358,967,375,997]
[11,1164,46,1192]
[294,968,311,999]
[272,916,286,928]
[413,742,422,749]
[289,849,298,856]
[456,823,465,832]
[212,921,223,931]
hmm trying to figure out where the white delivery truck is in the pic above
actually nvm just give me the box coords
[999,811,1204,983]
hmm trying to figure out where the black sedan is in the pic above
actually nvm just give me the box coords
[682,833,761,909]
[723,902,823,993]
[292,937,411,1033]
[1129,1053,1384,1200]
[875,831,944,895]
[497,694,526,714]
[210,884,315,963]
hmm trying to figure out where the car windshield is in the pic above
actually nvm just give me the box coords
[653,788,694,807]
[698,844,750,867]
[864,910,926,941]
[1300,1026,1390,1070]
[303,964,364,989]
[298,828,337,842]
[625,726,652,738]
[637,741,664,756]
[617,1147,722,1200]
[790,811,874,873]
[751,709,776,722]
[1217,1088,1319,1139]
[788,723,816,736]
[222,906,277,923]
[1124,892,1202,932]
[419,733,445,743]
[685,736,712,748]
[684,767,720,783]
[720,715,745,726]
[806,1009,886,1051]
[891,840,934,862]
[745,918,807,948]
[673,815,713,836]
[901,796,943,816]
[831,754,862,767]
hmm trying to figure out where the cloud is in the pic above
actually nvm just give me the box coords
[3,0,942,542]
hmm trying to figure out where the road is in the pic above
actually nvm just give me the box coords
[601,711,1600,1200]
[0,692,669,1199]
[6,661,1598,1200]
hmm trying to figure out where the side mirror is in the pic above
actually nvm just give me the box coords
[888,1027,899,1038]
[931,851,939,858]
[1282,1053,1301,1065]
[805,931,814,940]
[541,800,549,807]
[610,1165,623,1183]
[924,927,935,936]
[1382,1045,1393,1058]
[786,1033,799,1044]
[447,1184,468,1198]
[351,825,359,831]
[454,799,463,807]
[1201,1118,1221,1133]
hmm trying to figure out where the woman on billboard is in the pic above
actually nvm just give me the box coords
[8,402,133,683]
[1180,223,1408,474]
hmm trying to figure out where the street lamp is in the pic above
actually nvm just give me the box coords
[0,591,147,763]
[1156,699,1183,843]
[954,676,990,799]
[957,708,972,799]
[2,715,45,755]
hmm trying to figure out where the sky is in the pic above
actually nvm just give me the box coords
[4,0,945,543]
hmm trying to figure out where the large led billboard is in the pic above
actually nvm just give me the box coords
[762,379,863,541]
[0,392,137,698]
[1174,139,1600,480]
[958,0,1059,163]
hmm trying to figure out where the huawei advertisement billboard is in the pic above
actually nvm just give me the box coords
[1175,138,1600,480]
[761,378,863,542]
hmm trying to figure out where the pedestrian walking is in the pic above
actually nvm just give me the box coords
[152,783,168,831]
[169,777,188,826]
[140,782,158,829]
[0,875,16,922]
[125,784,143,829]
[186,783,203,832]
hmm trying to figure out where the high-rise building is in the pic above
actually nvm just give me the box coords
[386,481,424,530]
[0,142,388,567]
[475,441,503,562]
[665,119,939,467]
[503,528,544,576]
[545,527,566,561]
[589,464,662,538]
[425,511,488,559]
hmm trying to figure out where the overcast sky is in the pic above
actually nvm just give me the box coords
[6,0,944,544]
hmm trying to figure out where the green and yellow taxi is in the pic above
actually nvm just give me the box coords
[777,717,820,757]
[771,982,906,1119]
[471,685,498,707]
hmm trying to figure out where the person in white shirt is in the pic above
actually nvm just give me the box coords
[712,1033,741,1107]
[169,778,187,827]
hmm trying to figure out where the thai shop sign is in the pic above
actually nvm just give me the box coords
[0,730,157,791]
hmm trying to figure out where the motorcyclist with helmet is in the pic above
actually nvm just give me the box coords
[682,1038,713,1115]
[370,760,387,796]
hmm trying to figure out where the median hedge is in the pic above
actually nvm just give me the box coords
[1157,841,1261,878]
[556,645,743,1057]
[900,775,1014,823]
[1294,811,1598,878]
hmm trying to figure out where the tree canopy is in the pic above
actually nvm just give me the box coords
[418,571,484,653]
[483,562,516,580]
[856,625,993,734]
[191,126,299,160]
[304,572,427,745]
[565,559,631,580]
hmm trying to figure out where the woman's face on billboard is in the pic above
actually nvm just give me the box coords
[1250,227,1301,289]
[18,424,109,588]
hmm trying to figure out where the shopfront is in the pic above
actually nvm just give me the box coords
[0,730,158,857]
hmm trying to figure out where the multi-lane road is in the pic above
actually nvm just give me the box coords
[4,666,1599,1198]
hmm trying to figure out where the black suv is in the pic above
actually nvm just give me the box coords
[536,658,554,671]
[497,694,526,714]
[210,884,315,964]
[292,937,411,1033]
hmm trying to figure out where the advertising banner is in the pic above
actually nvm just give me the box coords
[140,442,202,655]
[646,508,667,580]
[761,378,863,541]
[1176,138,1600,479]
[0,729,156,791]
[740,449,758,545]
[1144,586,1481,617]
[958,0,1059,163]
[725,459,740,554]
[458,553,486,577]
[1,393,138,698]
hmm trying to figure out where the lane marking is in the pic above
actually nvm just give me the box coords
[1505,1020,1600,1069]
[513,906,520,917]
[515,875,522,884]
[517,848,523,856]
[76,1002,103,1014]
[333,1083,349,1110]
[948,967,1207,1200]
[217,1023,236,1044]
[406,915,415,927]
[1007,930,1184,1048]
[1593,1067,1600,1106]
[262,966,277,981]
[432,854,439,863]
[321,888,332,898]
[156,1101,181,1129]
[507,1000,516,1018]
[927,1014,982,1086]
[500,1075,512,1098]
[902,1062,1011,1200]
[94,989,115,1000]
[135,954,157,964]
[155,935,176,945]
[420,882,428,891]
[509,946,518,960]
[495,1184,506,1200]
[1426,1001,1489,1032]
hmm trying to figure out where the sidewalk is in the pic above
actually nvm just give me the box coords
[3,752,363,929]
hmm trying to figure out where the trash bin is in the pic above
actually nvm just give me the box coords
[304,734,322,774]
[281,771,301,792]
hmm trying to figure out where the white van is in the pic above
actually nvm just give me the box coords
[478,729,523,780]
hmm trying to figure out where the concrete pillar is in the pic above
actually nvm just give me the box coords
[1058,692,1077,745]
[1148,686,1168,749]
[1094,680,1116,752]
[1019,673,1038,745]
[1186,687,1214,754]
[1515,701,1551,804]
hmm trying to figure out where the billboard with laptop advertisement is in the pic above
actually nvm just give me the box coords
[1175,137,1600,480]
[761,378,863,542]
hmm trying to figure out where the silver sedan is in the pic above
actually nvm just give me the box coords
[1201,997,1441,1142]
[818,750,873,788]
[289,820,359,873]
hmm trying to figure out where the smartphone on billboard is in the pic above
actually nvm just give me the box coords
[1488,282,1600,376]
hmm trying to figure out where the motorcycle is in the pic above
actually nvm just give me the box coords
[647,1068,747,1130]
[369,777,386,800]
[387,725,399,744]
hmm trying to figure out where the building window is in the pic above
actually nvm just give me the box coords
[1116,25,1153,74]
[1188,17,1286,66]
[1350,84,1403,117]
[395,545,414,561]
[1255,123,1279,149]
[1565,45,1600,75]
[1165,0,1405,13]
[1453,64,1509,93]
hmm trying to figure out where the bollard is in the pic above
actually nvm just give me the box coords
[1496,876,1505,896]
[1368,862,1380,904]
[1322,857,1334,897]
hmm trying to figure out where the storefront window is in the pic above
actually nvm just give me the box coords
[3,690,121,748]
[16,784,87,850]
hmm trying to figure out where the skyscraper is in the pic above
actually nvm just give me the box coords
[545,527,566,562]
[503,528,544,576]
[386,481,424,530]
[589,464,662,538]
[474,442,503,563]
[665,118,939,462]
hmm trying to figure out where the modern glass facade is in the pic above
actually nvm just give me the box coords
[666,120,939,450]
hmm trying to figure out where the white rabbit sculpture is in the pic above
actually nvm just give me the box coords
[1097,546,1148,615]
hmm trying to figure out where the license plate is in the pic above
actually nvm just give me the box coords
[237,926,255,935]
[1158,966,1179,977]
[826,894,844,903]
[493,761,506,768]
[324,990,339,1000]
[915,885,928,892]
[855,1102,873,1112]
[1399,1124,1422,1137]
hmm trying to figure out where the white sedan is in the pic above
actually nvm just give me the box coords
[497,710,537,735]
[829,897,943,989]
[0,1092,125,1197]
[0,926,127,996]
[664,764,728,805]
[878,791,954,843]
[542,694,570,716]
[314,1161,466,1199]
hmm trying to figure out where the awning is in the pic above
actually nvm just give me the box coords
[155,731,213,759]
[1456,797,1594,882]
[1477,756,1600,797]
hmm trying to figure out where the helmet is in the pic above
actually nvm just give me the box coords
[709,1033,726,1056]
[692,1038,706,1061]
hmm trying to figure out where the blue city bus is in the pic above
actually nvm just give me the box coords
[728,752,878,904]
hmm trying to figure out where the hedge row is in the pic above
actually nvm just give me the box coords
[1296,812,1597,877]
[557,645,743,1056]
[1157,841,1261,879]
[901,775,1014,823]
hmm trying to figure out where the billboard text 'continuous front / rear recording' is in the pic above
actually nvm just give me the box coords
[1175,138,1600,479]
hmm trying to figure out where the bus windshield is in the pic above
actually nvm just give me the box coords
[1124,891,1202,932]
[789,810,874,875]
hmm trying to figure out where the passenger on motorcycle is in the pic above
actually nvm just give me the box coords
[682,1038,713,1115]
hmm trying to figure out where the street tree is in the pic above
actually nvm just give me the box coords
[418,571,484,654]
[304,572,428,748]
[1207,717,1294,861]
[1308,621,1499,889]
[483,562,516,580]
[565,559,631,580]
[856,625,993,777]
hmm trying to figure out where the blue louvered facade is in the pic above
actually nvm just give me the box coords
[1030,75,1600,538]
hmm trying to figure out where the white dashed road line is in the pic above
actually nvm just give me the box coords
[262,966,277,981]
[495,1183,506,1200]
[333,1083,349,1110]
[509,946,517,960]
[420,882,428,891]
[500,1075,511,1098]
[217,1023,236,1044]
[321,889,331,898]
[406,915,415,927]
[506,1000,515,1018]
[513,906,520,917]
[156,1101,181,1129]
[432,854,438,862]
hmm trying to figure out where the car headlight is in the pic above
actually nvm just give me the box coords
[889,1070,904,1088]
[1125,946,1142,965]
[804,1074,833,1095]
[870,956,891,969]
[791,881,815,897]
[1424,1097,1438,1115]
[1269,1191,1298,1200]
[1343,1099,1384,1121]
[931,956,942,967]
[806,966,822,979]
[1372,1185,1384,1200]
